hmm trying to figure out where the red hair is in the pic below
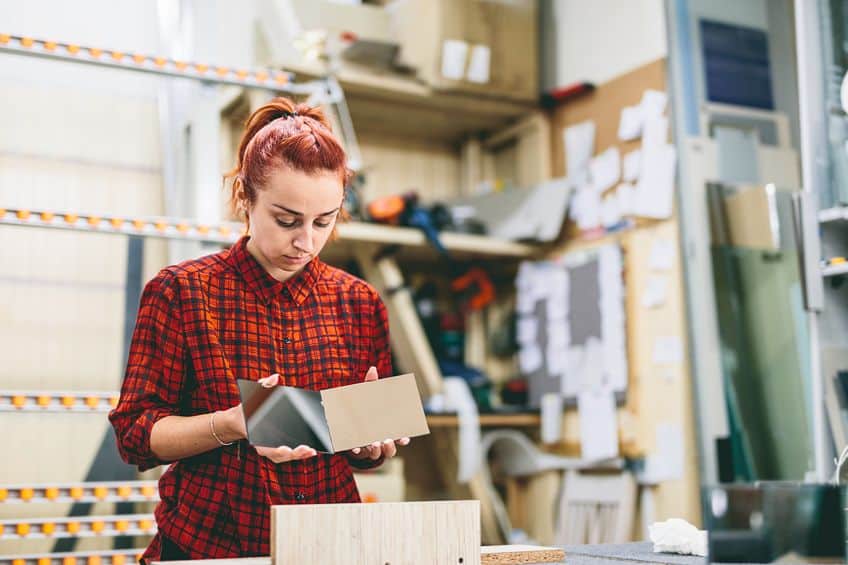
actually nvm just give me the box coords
[225,97,352,221]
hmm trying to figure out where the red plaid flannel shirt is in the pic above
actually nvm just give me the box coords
[109,236,391,561]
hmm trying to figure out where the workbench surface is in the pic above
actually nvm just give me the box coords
[153,542,707,565]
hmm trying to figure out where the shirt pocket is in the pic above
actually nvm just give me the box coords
[296,327,353,389]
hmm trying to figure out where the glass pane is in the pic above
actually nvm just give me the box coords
[709,184,813,480]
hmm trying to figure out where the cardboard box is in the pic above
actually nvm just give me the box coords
[387,0,538,102]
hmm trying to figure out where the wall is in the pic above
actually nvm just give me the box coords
[548,0,668,88]
[0,1,167,555]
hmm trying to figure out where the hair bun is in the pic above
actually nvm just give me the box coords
[293,103,331,129]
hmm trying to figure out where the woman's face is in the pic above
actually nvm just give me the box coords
[245,166,344,282]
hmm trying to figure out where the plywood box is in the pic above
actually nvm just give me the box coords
[387,0,538,102]
[271,500,480,565]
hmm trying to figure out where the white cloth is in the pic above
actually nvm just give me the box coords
[649,518,707,557]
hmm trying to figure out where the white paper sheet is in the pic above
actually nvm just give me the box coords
[641,275,668,309]
[649,238,675,271]
[634,144,677,219]
[441,39,468,80]
[546,345,568,377]
[618,104,643,141]
[616,182,637,216]
[573,186,602,230]
[562,346,585,398]
[564,121,596,184]
[581,336,606,391]
[519,343,543,373]
[601,193,622,228]
[590,146,621,194]
[652,336,683,365]
[578,387,619,461]
[623,149,642,182]
[517,317,538,344]
[598,245,628,391]
[540,393,564,444]
[466,44,491,84]
[545,268,569,320]
[642,116,669,149]
[640,89,668,119]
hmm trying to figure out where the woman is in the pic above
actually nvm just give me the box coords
[109,97,407,562]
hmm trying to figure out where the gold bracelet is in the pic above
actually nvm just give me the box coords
[210,411,234,446]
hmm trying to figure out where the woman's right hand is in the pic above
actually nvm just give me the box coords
[255,444,318,463]
[253,373,318,464]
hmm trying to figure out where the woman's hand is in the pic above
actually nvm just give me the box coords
[255,444,318,463]
[253,373,319,463]
[348,437,410,461]
[346,366,411,461]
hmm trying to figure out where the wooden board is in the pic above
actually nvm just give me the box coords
[270,501,480,565]
[481,545,565,564]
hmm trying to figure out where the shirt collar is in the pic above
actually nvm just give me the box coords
[227,236,325,306]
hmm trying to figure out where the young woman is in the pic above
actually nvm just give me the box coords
[109,97,407,562]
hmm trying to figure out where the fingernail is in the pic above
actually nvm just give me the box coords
[384,439,392,445]
[352,447,360,454]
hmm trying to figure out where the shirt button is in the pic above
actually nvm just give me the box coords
[295,492,305,501]
[283,337,292,344]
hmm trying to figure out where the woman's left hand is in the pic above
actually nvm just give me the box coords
[347,366,411,460]
[348,437,411,460]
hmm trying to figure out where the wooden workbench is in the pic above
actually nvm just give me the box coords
[152,542,710,565]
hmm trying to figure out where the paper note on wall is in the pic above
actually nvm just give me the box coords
[578,387,619,461]
[590,147,621,194]
[634,144,677,219]
[616,182,636,216]
[541,393,564,444]
[642,116,669,149]
[641,275,668,309]
[618,105,643,141]
[623,149,641,182]
[601,193,622,228]
[653,336,684,365]
[441,39,468,80]
[517,317,538,344]
[649,238,675,271]
[466,44,491,84]
[572,186,602,230]
[564,121,596,184]
[519,343,543,373]
[641,89,668,119]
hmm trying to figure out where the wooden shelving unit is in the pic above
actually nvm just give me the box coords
[287,60,535,143]
[426,413,541,428]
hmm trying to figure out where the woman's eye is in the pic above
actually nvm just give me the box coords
[275,218,297,228]
[315,221,331,229]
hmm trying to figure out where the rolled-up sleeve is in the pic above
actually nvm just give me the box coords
[109,270,185,471]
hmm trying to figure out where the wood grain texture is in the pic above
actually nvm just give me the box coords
[481,545,565,564]
[271,501,480,565]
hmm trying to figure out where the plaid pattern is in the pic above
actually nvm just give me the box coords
[109,236,391,561]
